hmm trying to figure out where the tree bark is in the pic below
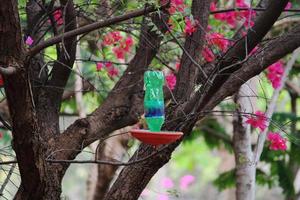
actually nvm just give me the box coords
[233,82,256,200]
[0,1,75,199]
[87,130,129,200]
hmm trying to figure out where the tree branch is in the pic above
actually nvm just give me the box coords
[28,4,167,56]
[253,48,300,164]
[103,1,212,199]
[52,8,170,163]
[198,0,289,104]
[173,0,211,101]
[200,23,300,113]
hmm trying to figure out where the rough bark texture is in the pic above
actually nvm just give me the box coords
[233,83,256,200]
[36,0,77,140]
[174,0,209,101]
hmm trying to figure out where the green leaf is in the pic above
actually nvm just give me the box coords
[213,169,236,191]
[256,169,275,188]
[276,161,295,198]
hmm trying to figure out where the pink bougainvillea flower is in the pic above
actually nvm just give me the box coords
[236,0,256,26]
[224,11,240,28]
[245,111,267,131]
[165,73,177,90]
[113,47,125,60]
[184,17,198,35]
[168,0,186,14]
[210,2,230,22]
[210,2,217,11]
[25,36,34,46]
[96,62,104,71]
[157,194,169,200]
[211,0,256,28]
[207,33,229,52]
[102,35,115,46]
[105,61,113,68]
[172,0,184,6]
[180,175,195,190]
[236,0,248,7]
[168,6,177,14]
[102,31,123,46]
[96,62,114,71]
[111,31,123,42]
[266,61,284,89]
[107,67,119,77]
[267,132,287,151]
[53,10,63,25]
[201,47,215,62]
[285,2,292,10]
[120,36,134,52]
[240,10,256,28]
[161,177,174,189]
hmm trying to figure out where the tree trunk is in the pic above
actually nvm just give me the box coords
[233,81,256,200]
[87,129,129,200]
[0,1,76,199]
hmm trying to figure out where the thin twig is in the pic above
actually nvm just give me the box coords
[253,47,300,164]
[0,163,16,196]
[28,4,167,56]
[46,144,169,166]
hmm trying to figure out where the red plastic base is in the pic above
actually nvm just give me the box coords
[130,129,183,147]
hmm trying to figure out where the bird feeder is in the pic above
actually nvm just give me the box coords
[130,71,183,147]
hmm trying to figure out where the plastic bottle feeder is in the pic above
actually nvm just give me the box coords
[130,71,183,147]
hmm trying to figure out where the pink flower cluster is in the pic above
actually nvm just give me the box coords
[141,175,196,200]
[184,17,199,35]
[168,0,186,14]
[102,31,122,46]
[210,0,256,28]
[96,62,119,78]
[207,32,229,52]
[245,111,267,131]
[201,32,228,62]
[201,47,215,62]
[180,175,195,190]
[53,10,63,25]
[161,177,174,189]
[267,132,287,151]
[102,32,134,60]
[165,73,177,90]
[161,175,196,190]
[266,61,284,89]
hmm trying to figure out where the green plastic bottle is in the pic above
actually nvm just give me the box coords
[144,71,165,132]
